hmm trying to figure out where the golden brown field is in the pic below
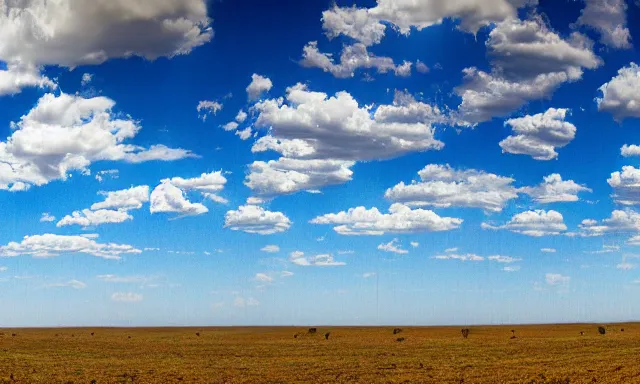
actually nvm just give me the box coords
[0,323,639,384]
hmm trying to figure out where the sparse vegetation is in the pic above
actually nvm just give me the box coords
[0,324,636,383]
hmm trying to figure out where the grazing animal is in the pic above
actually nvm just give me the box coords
[308,328,317,334]
[11,333,16,337]
[598,326,606,335]
[294,334,298,339]
[396,337,405,342]
[393,328,403,335]
[196,332,200,337]
[90,332,94,336]
[580,331,585,336]
[461,328,470,339]
[621,328,624,332]
[324,332,330,340]
[128,336,132,339]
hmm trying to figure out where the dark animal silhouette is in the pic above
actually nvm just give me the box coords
[621,328,624,332]
[393,328,403,335]
[461,328,470,338]
[580,331,585,336]
[396,337,405,342]
[598,326,606,335]
[196,332,200,337]
[308,328,317,334]
[90,332,94,336]
[11,333,16,337]
[294,334,298,339]
[324,332,330,340]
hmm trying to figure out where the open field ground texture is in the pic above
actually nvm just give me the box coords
[0,324,638,384]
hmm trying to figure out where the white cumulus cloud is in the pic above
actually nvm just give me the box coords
[482,210,567,237]
[224,205,291,235]
[311,203,463,236]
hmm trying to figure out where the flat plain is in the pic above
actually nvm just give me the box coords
[0,323,639,384]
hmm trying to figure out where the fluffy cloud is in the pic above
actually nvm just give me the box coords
[500,108,576,160]
[575,0,631,49]
[253,86,444,161]
[247,74,273,101]
[57,209,133,228]
[597,63,640,121]
[224,205,292,235]
[482,210,567,236]
[369,0,536,34]
[0,62,56,96]
[503,266,521,272]
[235,110,248,123]
[545,273,570,286]
[410,241,419,248]
[149,171,227,216]
[578,209,640,236]
[197,100,223,121]
[322,5,386,46]
[608,166,640,205]
[260,245,280,253]
[111,292,143,302]
[621,145,640,157]
[456,17,600,124]
[0,93,195,191]
[40,213,55,222]
[378,238,409,254]
[46,280,87,289]
[311,203,463,236]
[0,234,141,260]
[385,164,518,212]
[91,186,150,211]
[248,86,444,198]
[166,171,227,193]
[520,174,591,203]
[289,251,346,266]
[235,128,253,140]
[245,158,354,199]
[0,0,212,94]
[541,248,557,253]
[301,42,411,78]
[149,181,208,217]
[0,0,211,67]
[432,253,484,261]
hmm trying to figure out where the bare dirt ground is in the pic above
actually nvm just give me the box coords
[0,323,638,383]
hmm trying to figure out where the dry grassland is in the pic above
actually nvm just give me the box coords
[0,323,638,383]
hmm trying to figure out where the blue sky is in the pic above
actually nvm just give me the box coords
[2,0,640,326]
